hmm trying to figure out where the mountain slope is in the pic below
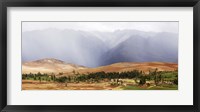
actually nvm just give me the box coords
[22,29,108,68]
[22,58,87,74]
[22,29,178,68]
[78,62,178,74]
[22,58,178,76]
[101,32,178,66]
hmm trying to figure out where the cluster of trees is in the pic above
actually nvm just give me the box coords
[22,72,56,82]
[22,69,178,86]
[139,69,178,85]
[74,70,143,81]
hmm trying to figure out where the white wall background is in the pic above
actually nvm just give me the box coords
[7,7,193,105]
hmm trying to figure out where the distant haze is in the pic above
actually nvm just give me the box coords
[22,22,178,68]
[22,22,178,33]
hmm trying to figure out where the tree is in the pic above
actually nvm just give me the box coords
[152,68,161,86]
[37,72,41,76]
[139,76,146,85]
[39,76,41,83]
[33,74,36,80]
[173,79,178,85]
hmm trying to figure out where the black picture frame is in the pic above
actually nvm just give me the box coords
[0,0,200,112]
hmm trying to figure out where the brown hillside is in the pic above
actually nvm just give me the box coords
[77,62,178,74]
[22,58,178,76]
[22,58,87,75]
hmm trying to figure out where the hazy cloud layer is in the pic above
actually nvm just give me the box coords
[22,22,178,68]
[22,22,178,33]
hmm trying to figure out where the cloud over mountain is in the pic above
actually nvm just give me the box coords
[22,29,178,68]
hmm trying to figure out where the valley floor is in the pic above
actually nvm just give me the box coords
[22,80,178,90]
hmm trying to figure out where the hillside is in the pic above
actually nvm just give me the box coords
[22,58,178,76]
[78,62,177,74]
[22,58,87,75]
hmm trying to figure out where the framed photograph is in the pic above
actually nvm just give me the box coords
[0,0,199,112]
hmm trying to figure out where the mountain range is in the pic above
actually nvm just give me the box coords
[22,29,178,68]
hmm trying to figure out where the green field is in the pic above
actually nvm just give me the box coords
[122,85,178,90]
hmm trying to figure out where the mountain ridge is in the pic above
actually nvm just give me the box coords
[22,58,87,74]
[22,29,178,68]
[22,58,178,76]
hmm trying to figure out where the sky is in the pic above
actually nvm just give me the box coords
[22,22,178,33]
